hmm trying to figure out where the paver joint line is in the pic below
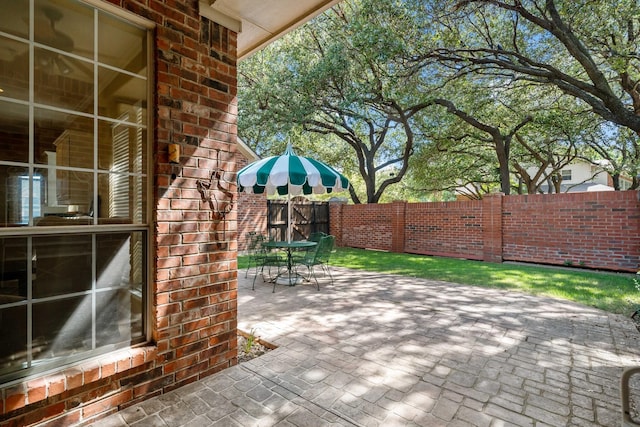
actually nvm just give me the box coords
[240,364,363,427]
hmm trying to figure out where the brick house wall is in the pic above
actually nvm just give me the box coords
[331,191,640,272]
[237,192,268,253]
[234,139,266,254]
[0,1,241,426]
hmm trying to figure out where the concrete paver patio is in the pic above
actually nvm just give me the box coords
[90,267,640,426]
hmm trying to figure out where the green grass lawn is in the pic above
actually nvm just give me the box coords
[239,246,639,316]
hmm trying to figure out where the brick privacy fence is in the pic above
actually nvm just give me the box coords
[330,191,640,272]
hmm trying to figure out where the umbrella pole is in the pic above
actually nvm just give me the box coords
[287,193,292,243]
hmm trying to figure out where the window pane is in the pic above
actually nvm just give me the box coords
[0,166,47,226]
[34,0,94,61]
[98,66,147,124]
[34,49,94,113]
[33,170,94,222]
[33,234,92,298]
[97,172,146,224]
[32,295,92,361]
[0,101,29,163]
[98,11,147,75]
[34,108,94,167]
[21,174,46,224]
[0,305,27,376]
[0,0,29,39]
[96,287,143,347]
[98,119,147,174]
[98,233,131,288]
[33,167,94,222]
[32,0,95,110]
[96,231,144,346]
[57,169,93,215]
[0,166,29,227]
[0,36,29,101]
[0,237,28,300]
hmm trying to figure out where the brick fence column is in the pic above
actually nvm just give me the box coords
[329,200,346,246]
[483,193,503,263]
[391,200,407,253]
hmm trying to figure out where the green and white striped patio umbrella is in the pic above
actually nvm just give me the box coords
[237,144,349,241]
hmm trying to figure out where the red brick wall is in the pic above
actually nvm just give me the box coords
[237,194,268,252]
[339,203,395,251]
[502,191,640,271]
[482,194,503,263]
[328,201,345,245]
[236,153,268,253]
[144,0,240,414]
[334,191,640,272]
[1,1,240,426]
[404,200,484,260]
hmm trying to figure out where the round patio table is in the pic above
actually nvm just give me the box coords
[264,240,317,287]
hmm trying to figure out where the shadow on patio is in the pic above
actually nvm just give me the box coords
[93,267,640,426]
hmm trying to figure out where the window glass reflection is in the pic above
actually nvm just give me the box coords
[0,305,27,376]
[34,108,94,167]
[97,232,143,288]
[95,231,144,347]
[0,165,97,227]
[34,48,94,113]
[32,234,92,298]
[0,166,29,227]
[0,0,29,39]
[97,173,146,224]
[0,230,145,378]
[48,169,94,220]
[0,101,29,164]
[98,233,130,288]
[0,0,150,381]
[34,0,94,60]
[98,11,146,75]
[96,288,143,347]
[32,295,92,361]
[98,66,147,124]
[33,167,94,224]
[98,119,147,174]
[0,36,29,101]
[0,237,28,300]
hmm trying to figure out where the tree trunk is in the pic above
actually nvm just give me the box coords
[494,135,511,195]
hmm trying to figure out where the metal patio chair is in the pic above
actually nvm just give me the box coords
[251,235,284,290]
[296,234,335,290]
[244,232,262,278]
[308,231,327,242]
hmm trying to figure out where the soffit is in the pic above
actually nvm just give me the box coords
[199,0,342,61]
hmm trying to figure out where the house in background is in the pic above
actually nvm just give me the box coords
[0,1,339,426]
[529,159,634,193]
[456,158,634,200]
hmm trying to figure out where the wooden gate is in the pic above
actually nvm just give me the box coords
[267,198,329,241]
